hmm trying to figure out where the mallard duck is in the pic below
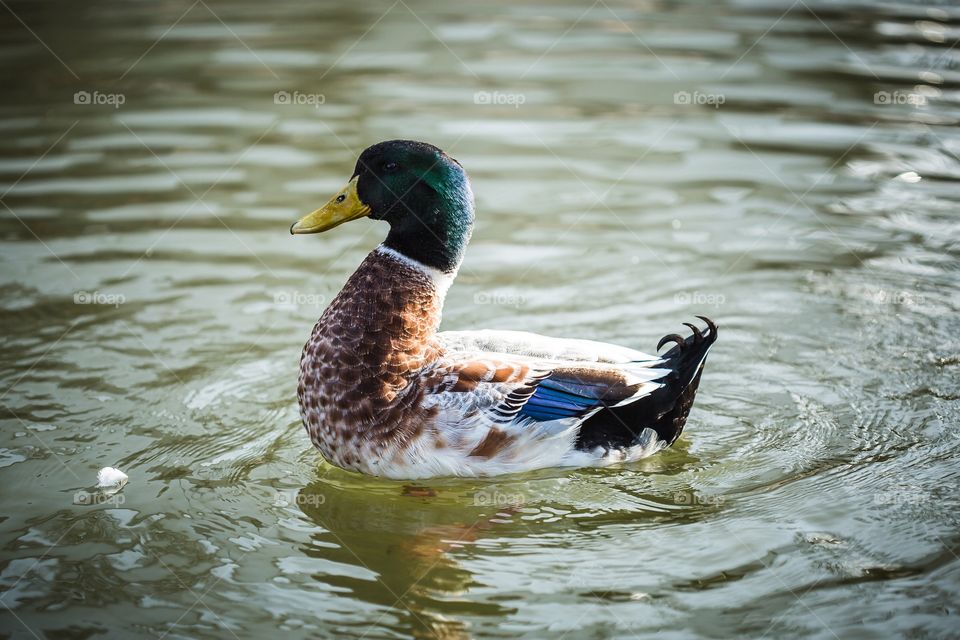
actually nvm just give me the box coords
[290,140,717,479]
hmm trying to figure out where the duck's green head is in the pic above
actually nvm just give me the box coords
[291,140,474,273]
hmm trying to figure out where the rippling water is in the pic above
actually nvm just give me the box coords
[1,0,959,637]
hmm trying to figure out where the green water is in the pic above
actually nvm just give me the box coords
[1,0,959,638]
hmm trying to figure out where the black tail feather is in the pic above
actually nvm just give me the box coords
[575,317,718,452]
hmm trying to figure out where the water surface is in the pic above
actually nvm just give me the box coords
[1,0,958,638]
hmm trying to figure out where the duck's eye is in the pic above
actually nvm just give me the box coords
[384,162,399,171]
[335,194,346,203]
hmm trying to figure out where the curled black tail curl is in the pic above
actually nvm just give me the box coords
[575,317,718,452]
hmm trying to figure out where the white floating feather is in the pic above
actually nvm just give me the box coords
[97,467,128,488]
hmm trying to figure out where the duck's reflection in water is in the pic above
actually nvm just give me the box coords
[291,445,704,638]
[295,477,518,639]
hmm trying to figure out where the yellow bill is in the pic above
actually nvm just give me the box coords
[290,176,371,234]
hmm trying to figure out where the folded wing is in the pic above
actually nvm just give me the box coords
[425,330,670,430]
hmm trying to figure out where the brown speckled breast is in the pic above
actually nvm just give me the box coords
[297,249,444,473]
